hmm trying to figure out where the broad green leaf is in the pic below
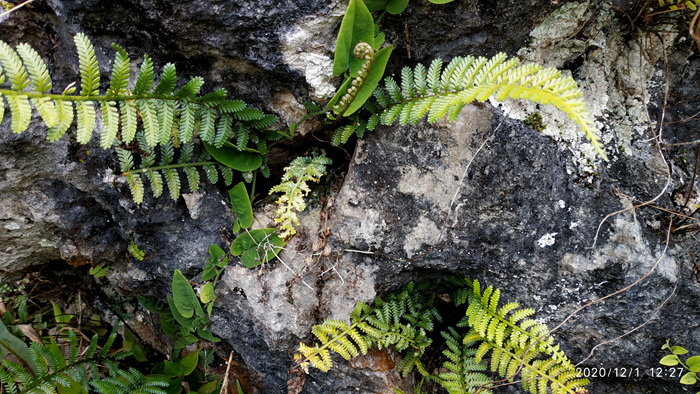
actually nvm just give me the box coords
[660,354,680,366]
[363,0,387,11]
[180,348,200,376]
[0,319,38,375]
[197,378,220,394]
[204,142,262,172]
[167,295,196,328]
[138,295,170,315]
[671,346,689,355]
[172,270,199,319]
[200,282,215,305]
[196,327,220,343]
[52,301,72,324]
[687,355,700,372]
[680,371,698,385]
[164,359,185,378]
[201,261,218,282]
[229,182,253,230]
[386,0,409,14]
[333,0,375,76]
[345,45,393,116]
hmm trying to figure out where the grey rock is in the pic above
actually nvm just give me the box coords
[1,0,699,393]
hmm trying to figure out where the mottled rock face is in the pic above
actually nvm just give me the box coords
[2,0,700,393]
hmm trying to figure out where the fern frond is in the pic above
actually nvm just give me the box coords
[175,76,205,98]
[120,100,138,143]
[163,168,181,200]
[74,33,100,96]
[108,44,130,96]
[125,174,145,204]
[16,43,52,94]
[438,328,492,394]
[100,100,119,148]
[154,63,177,95]
[6,95,32,134]
[133,54,155,95]
[0,41,30,92]
[369,53,607,159]
[269,153,332,239]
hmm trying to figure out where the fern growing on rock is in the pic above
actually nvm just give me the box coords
[0,33,280,203]
[269,152,332,239]
[0,321,169,394]
[294,276,589,394]
[332,51,607,161]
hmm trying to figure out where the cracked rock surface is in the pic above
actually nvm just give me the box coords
[1,1,699,393]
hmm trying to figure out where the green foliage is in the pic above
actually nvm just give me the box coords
[0,322,170,394]
[335,53,607,160]
[269,152,332,239]
[295,281,440,375]
[138,269,220,354]
[89,264,109,278]
[229,181,254,233]
[129,237,146,261]
[230,228,286,268]
[0,34,281,204]
[660,340,700,388]
[295,276,588,394]
[657,0,700,11]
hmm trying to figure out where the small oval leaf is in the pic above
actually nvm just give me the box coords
[204,142,262,172]
[660,354,680,366]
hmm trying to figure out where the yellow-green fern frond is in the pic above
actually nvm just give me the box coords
[658,0,699,10]
[269,153,332,239]
[368,54,607,160]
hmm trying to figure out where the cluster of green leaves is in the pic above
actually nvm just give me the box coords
[269,152,333,239]
[295,281,440,376]
[138,269,219,354]
[660,340,700,390]
[0,321,169,394]
[228,181,287,268]
[0,34,281,204]
[657,0,700,11]
[295,276,589,394]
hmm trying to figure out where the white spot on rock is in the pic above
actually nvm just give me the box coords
[537,232,558,248]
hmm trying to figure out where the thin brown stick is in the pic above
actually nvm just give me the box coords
[0,0,36,19]
[221,350,234,394]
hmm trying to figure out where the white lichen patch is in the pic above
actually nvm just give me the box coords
[281,1,345,100]
[404,215,440,258]
[492,0,678,172]
[537,232,558,248]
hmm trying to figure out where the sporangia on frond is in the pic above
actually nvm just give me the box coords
[0,34,281,203]
[295,276,589,394]
[334,52,607,160]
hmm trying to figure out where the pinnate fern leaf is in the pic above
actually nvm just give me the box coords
[350,53,606,159]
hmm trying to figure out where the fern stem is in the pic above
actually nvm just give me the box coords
[122,161,219,176]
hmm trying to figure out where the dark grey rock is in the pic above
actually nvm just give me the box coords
[1,0,700,393]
